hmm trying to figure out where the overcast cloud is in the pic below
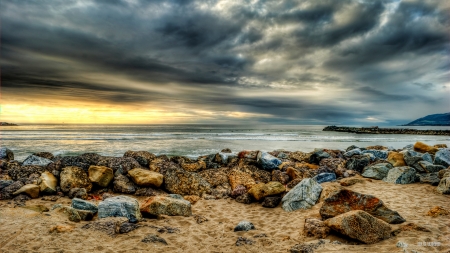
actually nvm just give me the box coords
[1,0,449,124]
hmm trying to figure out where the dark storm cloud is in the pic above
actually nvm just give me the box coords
[1,0,449,124]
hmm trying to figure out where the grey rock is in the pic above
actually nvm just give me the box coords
[0,180,14,190]
[418,173,440,186]
[403,150,431,172]
[113,175,136,194]
[98,195,142,220]
[436,177,450,194]
[234,220,255,232]
[361,150,388,160]
[256,152,282,171]
[313,173,336,184]
[346,155,370,172]
[22,155,53,167]
[362,163,393,180]
[309,150,331,164]
[77,209,94,221]
[346,145,359,152]
[68,188,87,199]
[435,149,450,167]
[418,161,446,173]
[71,198,98,213]
[281,178,322,212]
[0,181,24,200]
[383,167,416,184]
[0,147,14,161]
[343,148,362,158]
[119,222,140,234]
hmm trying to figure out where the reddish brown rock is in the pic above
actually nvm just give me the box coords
[272,170,289,184]
[320,189,405,224]
[426,206,449,217]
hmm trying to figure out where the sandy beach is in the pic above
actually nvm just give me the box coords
[1,179,449,253]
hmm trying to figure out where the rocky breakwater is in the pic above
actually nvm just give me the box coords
[0,143,449,247]
[323,125,450,135]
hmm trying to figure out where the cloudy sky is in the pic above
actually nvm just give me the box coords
[1,0,449,125]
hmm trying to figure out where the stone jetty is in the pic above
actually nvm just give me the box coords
[323,125,450,135]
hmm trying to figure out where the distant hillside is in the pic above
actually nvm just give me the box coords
[403,112,450,126]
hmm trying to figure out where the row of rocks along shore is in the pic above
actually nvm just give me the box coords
[323,125,450,135]
[1,142,450,250]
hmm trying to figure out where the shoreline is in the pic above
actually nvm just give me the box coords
[323,125,450,135]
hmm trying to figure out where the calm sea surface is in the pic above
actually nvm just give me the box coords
[1,124,449,161]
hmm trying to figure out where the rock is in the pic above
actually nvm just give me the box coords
[22,204,49,212]
[98,195,142,220]
[8,165,48,181]
[247,181,285,201]
[0,180,14,190]
[235,237,254,246]
[320,189,405,224]
[426,206,449,217]
[0,147,14,161]
[97,157,142,175]
[324,210,392,244]
[32,152,54,160]
[81,217,127,236]
[13,184,40,198]
[403,150,432,172]
[318,182,342,202]
[261,196,282,208]
[22,155,53,167]
[272,170,290,185]
[181,160,206,172]
[183,195,201,204]
[387,152,407,167]
[346,155,370,173]
[362,163,392,180]
[438,168,450,179]
[319,158,346,177]
[289,151,311,162]
[436,177,450,194]
[256,152,282,171]
[60,166,92,193]
[123,150,156,167]
[13,194,31,203]
[343,148,362,158]
[198,168,228,187]
[234,220,255,232]
[417,161,445,173]
[304,218,330,238]
[228,169,256,190]
[361,150,388,160]
[59,156,91,172]
[221,148,232,153]
[281,178,322,212]
[418,172,440,185]
[396,241,408,248]
[163,165,211,196]
[54,206,82,222]
[313,173,336,184]
[141,234,167,244]
[435,144,448,148]
[383,166,416,184]
[41,195,59,201]
[309,150,331,164]
[230,185,247,198]
[339,176,367,186]
[113,175,136,194]
[414,141,439,155]
[0,181,24,200]
[435,149,450,167]
[77,209,94,221]
[235,193,253,204]
[68,188,87,199]
[88,166,114,187]
[39,171,57,194]
[128,168,163,187]
[140,195,192,217]
[346,145,359,152]
[71,198,98,213]
[49,225,75,233]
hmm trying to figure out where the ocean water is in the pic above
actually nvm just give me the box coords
[1,124,449,161]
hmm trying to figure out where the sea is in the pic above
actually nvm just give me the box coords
[1,124,449,162]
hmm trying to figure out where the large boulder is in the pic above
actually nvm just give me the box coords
[418,161,446,173]
[435,149,450,168]
[22,155,53,167]
[71,198,98,213]
[228,169,256,190]
[383,166,416,184]
[387,152,406,167]
[361,150,388,160]
[256,152,282,171]
[403,150,432,172]
[324,210,392,244]
[436,177,450,194]
[0,147,14,161]
[60,166,92,193]
[309,150,330,164]
[163,165,211,196]
[281,178,322,212]
[123,150,156,167]
[13,184,40,198]
[320,189,405,224]
[39,171,57,194]
[418,172,440,186]
[140,195,192,217]
[128,168,163,188]
[414,141,439,155]
[198,168,228,187]
[343,148,362,158]
[98,196,142,221]
[346,155,370,173]
[247,181,285,201]
[88,166,114,187]
[362,163,392,180]
[113,175,136,194]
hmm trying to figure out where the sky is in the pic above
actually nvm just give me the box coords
[1,0,449,125]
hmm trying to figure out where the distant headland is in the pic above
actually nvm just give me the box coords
[402,112,450,126]
[0,122,18,126]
